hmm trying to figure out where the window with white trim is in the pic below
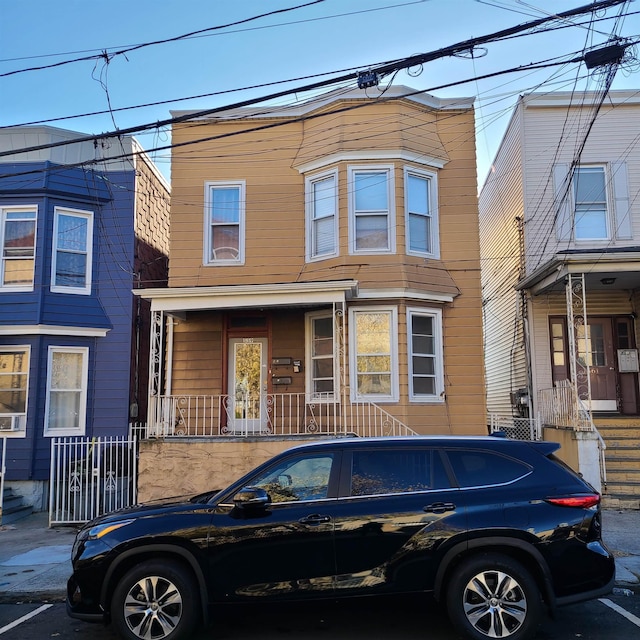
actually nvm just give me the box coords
[0,347,29,433]
[349,166,395,254]
[306,171,338,260]
[51,207,93,294]
[1,206,36,291]
[349,307,398,401]
[408,308,444,402]
[405,168,439,257]
[204,181,245,264]
[44,347,88,436]
[573,166,609,240]
[306,311,337,400]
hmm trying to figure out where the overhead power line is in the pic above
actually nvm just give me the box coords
[0,0,328,78]
[0,0,629,161]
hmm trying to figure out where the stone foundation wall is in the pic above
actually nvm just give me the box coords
[138,438,323,502]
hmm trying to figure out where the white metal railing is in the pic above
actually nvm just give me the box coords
[538,382,592,431]
[147,391,417,439]
[49,436,138,526]
[489,414,541,440]
[538,382,606,488]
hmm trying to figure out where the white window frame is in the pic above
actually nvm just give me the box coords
[348,306,399,402]
[404,167,440,258]
[0,345,30,436]
[305,311,338,401]
[305,170,338,262]
[348,165,395,255]
[572,165,611,242]
[44,346,88,437]
[51,207,93,295]
[407,307,444,403]
[204,181,246,266]
[0,206,37,292]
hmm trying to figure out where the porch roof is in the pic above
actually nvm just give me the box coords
[516,248,640,295]
[133,280,359,313]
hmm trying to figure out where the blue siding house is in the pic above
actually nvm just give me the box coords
[0,127,169,510]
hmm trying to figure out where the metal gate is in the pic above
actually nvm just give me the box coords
[49,436,138,526]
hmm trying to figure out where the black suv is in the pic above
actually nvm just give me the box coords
[67,436,614,640]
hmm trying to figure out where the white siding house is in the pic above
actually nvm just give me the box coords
[479,90,640,505]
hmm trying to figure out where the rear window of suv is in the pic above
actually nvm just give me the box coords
[350,449,450,496]
[445,449,532,488]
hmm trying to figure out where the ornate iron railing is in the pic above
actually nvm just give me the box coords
[146,391,417,439]
[538,381,606,487]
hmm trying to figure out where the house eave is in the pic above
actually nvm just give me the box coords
[134,280,360,313]
[516,250,640,295]
[0,324,110,337]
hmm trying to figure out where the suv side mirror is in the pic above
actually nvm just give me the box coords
[233,486,271,510]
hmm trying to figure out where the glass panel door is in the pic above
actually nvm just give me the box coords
[228,338,268,433]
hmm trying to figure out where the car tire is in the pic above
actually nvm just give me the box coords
[111,559,199,640]
[446,553,542,640]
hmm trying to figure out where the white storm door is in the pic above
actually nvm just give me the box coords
[228,338,269,433]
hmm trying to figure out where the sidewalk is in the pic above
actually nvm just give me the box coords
[0,508,638,603]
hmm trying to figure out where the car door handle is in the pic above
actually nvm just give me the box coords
[423,502,456,514]
[299,514,332,525]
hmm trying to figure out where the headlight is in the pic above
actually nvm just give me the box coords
[87,519,135,540]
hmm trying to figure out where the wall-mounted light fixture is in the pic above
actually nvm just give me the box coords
[600,277,616,285]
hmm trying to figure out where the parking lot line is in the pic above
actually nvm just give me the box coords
[0,604,53,636]
[599,598,640,629]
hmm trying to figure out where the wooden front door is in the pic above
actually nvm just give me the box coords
[576,319,617,411]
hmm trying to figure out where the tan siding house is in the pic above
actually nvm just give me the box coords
[479,90,640,505]
[137,86,486,498]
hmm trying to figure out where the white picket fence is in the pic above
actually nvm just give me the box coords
[49,436,138,526]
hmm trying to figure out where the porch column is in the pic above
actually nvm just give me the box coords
[565,273,592,415]
[565,274,603,493]
[148,309,164,436]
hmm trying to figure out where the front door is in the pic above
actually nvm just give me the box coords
[550,316,618,412]
[577,319,617,411]
[228,338,269,433]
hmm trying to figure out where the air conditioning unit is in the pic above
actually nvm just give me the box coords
[0,416,20,431]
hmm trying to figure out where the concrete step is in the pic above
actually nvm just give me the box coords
[602,494,640,509]
[1,486,34,525]
[605,470,640,483]
[604,457,640,468]
[596,425,640,439]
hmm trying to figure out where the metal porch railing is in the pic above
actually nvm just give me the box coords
[538,382,607,488]
[147,391,417,439]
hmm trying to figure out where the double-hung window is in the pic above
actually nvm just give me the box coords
[573,166,609,240]
[405,168,439,257]
[44,346,88,436]
[408,308,444,402]
[51,207,93,294]
[349,166,395,254]
[349,307,398,402]
[1,206,36,291]
[205,181,245,264]
[0,347,30,434]
[306,171,337,260]
[306,312,336,400]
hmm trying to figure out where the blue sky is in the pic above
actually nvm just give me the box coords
[1,0,639,186]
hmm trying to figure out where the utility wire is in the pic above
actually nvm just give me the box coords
[0,0,628,160]
[0,0,328,78]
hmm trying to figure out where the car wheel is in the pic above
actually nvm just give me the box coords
[111,559,199,640]
[446,553,542,640]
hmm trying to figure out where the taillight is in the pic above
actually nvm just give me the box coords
[545,494,600,509]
